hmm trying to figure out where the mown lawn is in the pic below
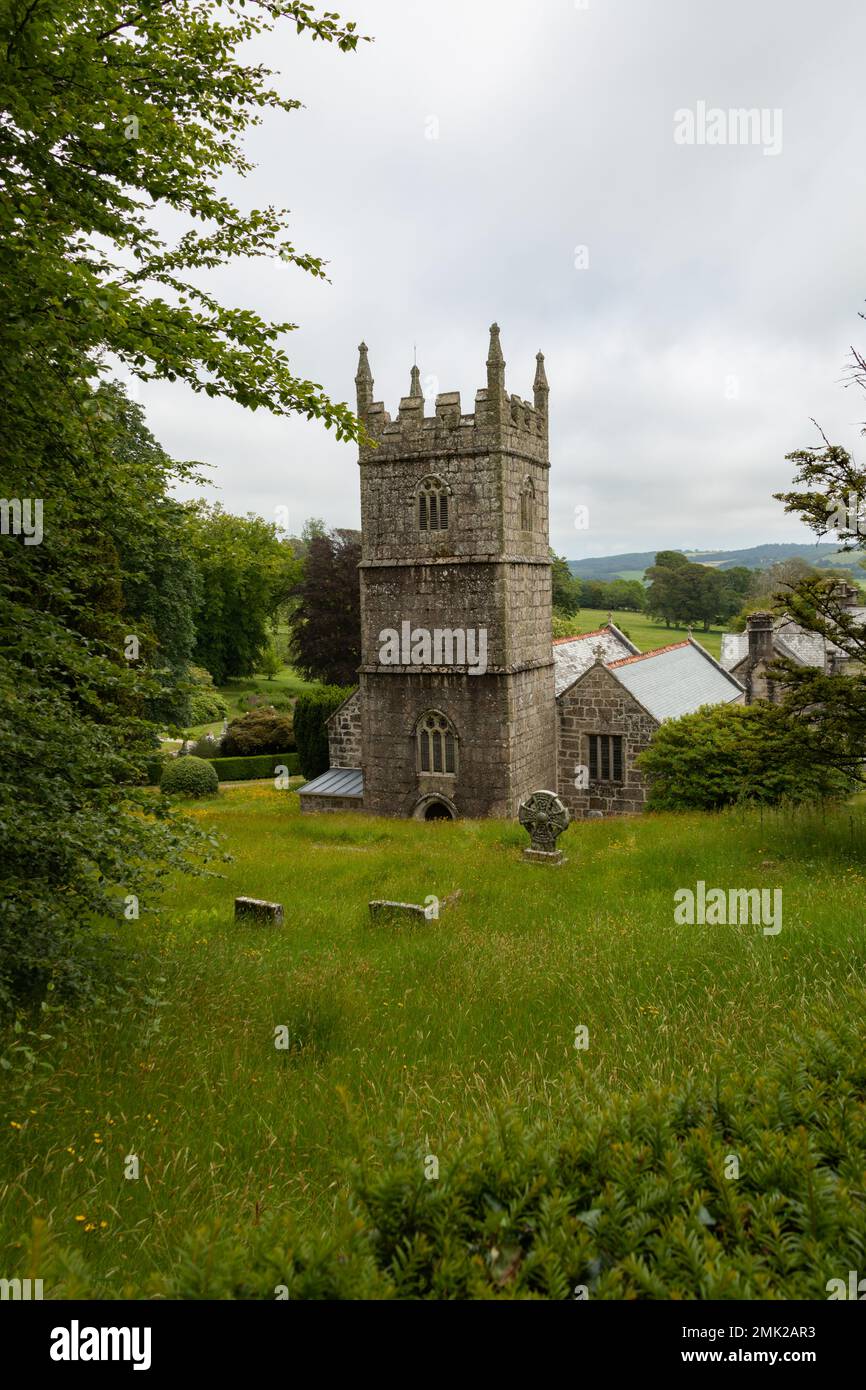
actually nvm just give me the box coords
[2,784,865,1295]
[572,608,725,660]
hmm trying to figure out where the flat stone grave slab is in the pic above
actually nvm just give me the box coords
[235,896,283,925]
[369,899,431,924]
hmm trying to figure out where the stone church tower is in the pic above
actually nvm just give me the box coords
[354,325,556,819]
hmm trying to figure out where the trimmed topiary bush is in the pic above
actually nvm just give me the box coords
[144,752,168,786]
[160,754,219,797]
[293,686,355,780]
[222,709,295,756]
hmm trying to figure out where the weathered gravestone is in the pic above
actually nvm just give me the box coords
[518,789,570,865]
[369,899,433,924]
[235,896,283,925]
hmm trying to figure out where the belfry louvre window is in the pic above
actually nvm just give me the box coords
[418,477,449,532]
[417,712,457,774]
[588,734,623,782]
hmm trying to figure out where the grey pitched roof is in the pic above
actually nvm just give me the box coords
[552,624,638,696]
[719,615,847,672]
[720,630,748,669]
[608,640,744,722]
[298,768,364,798]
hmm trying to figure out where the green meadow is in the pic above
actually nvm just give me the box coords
[573,608,725,660]
[2,782,865,1295]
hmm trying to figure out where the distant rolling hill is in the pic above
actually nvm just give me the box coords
[568,543,864,582]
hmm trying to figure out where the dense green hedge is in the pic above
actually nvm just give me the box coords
[146,751,300,784]
[206,752,299,782]
[293,686,355,780]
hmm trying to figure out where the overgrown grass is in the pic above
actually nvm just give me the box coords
[2,785,865,1296]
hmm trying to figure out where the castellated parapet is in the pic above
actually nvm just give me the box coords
[356,323,549,466]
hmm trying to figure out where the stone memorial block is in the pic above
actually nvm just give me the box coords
[368,899,431,924]
[235,896,283,925]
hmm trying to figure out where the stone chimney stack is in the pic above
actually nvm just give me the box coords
[833,579,859,609]
[747,611,775,665]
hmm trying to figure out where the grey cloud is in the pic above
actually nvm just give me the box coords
[136,0,866,557]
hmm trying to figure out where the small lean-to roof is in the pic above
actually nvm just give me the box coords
[607,640,744,722]
[298,768,364,798]
[552,624,639,696]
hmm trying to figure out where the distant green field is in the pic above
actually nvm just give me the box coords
[568,608,724,660]
[216,664,319,713]
[2,783,866,1296]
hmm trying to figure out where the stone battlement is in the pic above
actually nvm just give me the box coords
[355,325,549,462]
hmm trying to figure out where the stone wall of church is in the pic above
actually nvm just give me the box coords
[508,663,557,808]
[556,663,658,818]
[360,670,513,819]
[327,689,362,769]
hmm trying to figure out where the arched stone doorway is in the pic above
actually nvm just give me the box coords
[412,794,457,822]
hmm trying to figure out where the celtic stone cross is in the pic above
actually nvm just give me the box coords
[518,790,570,864]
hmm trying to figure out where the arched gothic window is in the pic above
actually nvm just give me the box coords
[415,710,457,774]
[418,476,450,532]
[520,475,535,532]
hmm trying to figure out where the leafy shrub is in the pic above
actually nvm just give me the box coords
[207,753,299,782]
[222,709,295,756]
[258,640,282,679]
[551,612,581,639]
[144,752,168,786]
[188,666,227,725]
[293,686,355,780]
[184,732,224,759]
[160,755,219,797]
[323,1007,866,1299]
[637,701,852,811]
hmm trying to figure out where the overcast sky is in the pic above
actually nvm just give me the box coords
[133,0,866,559]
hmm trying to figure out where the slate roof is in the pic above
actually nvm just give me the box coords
[606,640,744,722]
[298,768,364,798]
[719,630,748,669]
[719,615,851,672]
[552,624,638,696]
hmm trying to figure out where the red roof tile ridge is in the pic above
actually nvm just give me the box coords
[607,640,690,668]
[552,627,610,646]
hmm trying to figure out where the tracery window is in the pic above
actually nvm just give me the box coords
[416,711,457,774]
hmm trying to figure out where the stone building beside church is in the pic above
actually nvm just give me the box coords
[720,586,866,701]
[299,326,744,821]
